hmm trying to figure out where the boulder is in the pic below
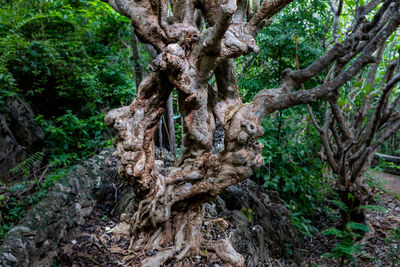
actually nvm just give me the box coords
[373,153,400,175]
[218,180,300,266]
[6,96,44,151]
[0,115,28,180]
[0,96,44,181]
[0,151,114,267]
[0,150,300,267]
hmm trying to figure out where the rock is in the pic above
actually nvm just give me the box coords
[6,96,44,151]
[373,153,400,175]
[204,203,217,217]
[214,196,227,213]
[0,149,299,267]
[0,150,115,267]
[0,96,44,181]
[0,114,28,180]
[217,180,300,266]
[212,124,225,154]
[92,158,135,217]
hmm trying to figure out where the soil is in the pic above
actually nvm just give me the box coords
[56,202,226,267]
[374,170,400,195]
[303,192,400,266]
[55,187,400,267]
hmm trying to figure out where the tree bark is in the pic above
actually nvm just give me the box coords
[103,0,400,265]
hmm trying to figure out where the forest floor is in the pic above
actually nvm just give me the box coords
[375,170,400,195]
[302,170,400,266]
[55,172,400,267]
[303,191,400,266]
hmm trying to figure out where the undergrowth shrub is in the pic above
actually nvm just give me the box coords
[386,226,400,266]
[36,112,112,167]
[0,168,69,238]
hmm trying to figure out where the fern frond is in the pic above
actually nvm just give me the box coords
[9,151,44,176]
[347,222,370,233]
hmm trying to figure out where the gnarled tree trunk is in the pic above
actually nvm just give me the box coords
[102,0,400,265]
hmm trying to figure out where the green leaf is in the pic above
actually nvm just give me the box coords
[330,200,350,213]
[322,227,343,238]
[347,222,370,232]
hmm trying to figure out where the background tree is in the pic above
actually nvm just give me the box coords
[0,0,145,236]
[308,46,400,224]
[306,0,400,226]
[101,0,400,265]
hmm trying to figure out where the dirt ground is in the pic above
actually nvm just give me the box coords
[55,193,400,266]
[374,170,400,195]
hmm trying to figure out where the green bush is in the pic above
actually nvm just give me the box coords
[386,226,400,266]
[0,0,143,167]
[0,168,69,238]
[36,111,112,167]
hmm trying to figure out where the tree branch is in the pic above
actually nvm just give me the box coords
[328,96,353,140]
[329,0,344,42]
[103,0,133,18]
[245,0,293,36]
[306,104,322,133]
[363,73,400,147]
[203,0,237,54]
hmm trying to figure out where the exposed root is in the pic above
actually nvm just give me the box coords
[204,239,245,267]
[130,171,171,233]
[360,218,376,245]
[127,203,244,266]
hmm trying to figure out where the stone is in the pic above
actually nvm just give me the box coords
[6,96,44,151]
[218,180,300,266]
[0,96,44,181]
[204,203,217,217]
[0,114,28,180]
[0,150,115,267]
[0,149,300,267]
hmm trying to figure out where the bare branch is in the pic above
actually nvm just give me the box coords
[232,0,249,23]
[103,0,132,18]
[285,1,399,88]
[306,104,322,133]
[214,59,242,125]
[372,118,400,151]
[245,0,293,36]
[328,97,353,140]
[329,0,344,42]
[352,45,385,135]
[203,0,237,54]
[158,0,170,37]
[252,12,399,123]
[363,73,400,147]
[321,110,340,172]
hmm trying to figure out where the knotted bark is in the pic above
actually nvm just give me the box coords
[102,0,400,265]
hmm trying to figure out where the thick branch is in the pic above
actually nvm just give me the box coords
[363,73,400,147]
[203,0,237,54]
[245,0,293,36]
[214,59,242,126]
[329,0,344,42]
[104,0,132,18]
[283,1,399,89]
[320,110,340,172]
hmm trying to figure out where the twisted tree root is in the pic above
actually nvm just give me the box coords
[128,203,244,267]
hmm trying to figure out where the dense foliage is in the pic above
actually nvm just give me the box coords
[0,1,399,265]
[0,0,144,166]
[0,0,144,238]
[237,0,332,233]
